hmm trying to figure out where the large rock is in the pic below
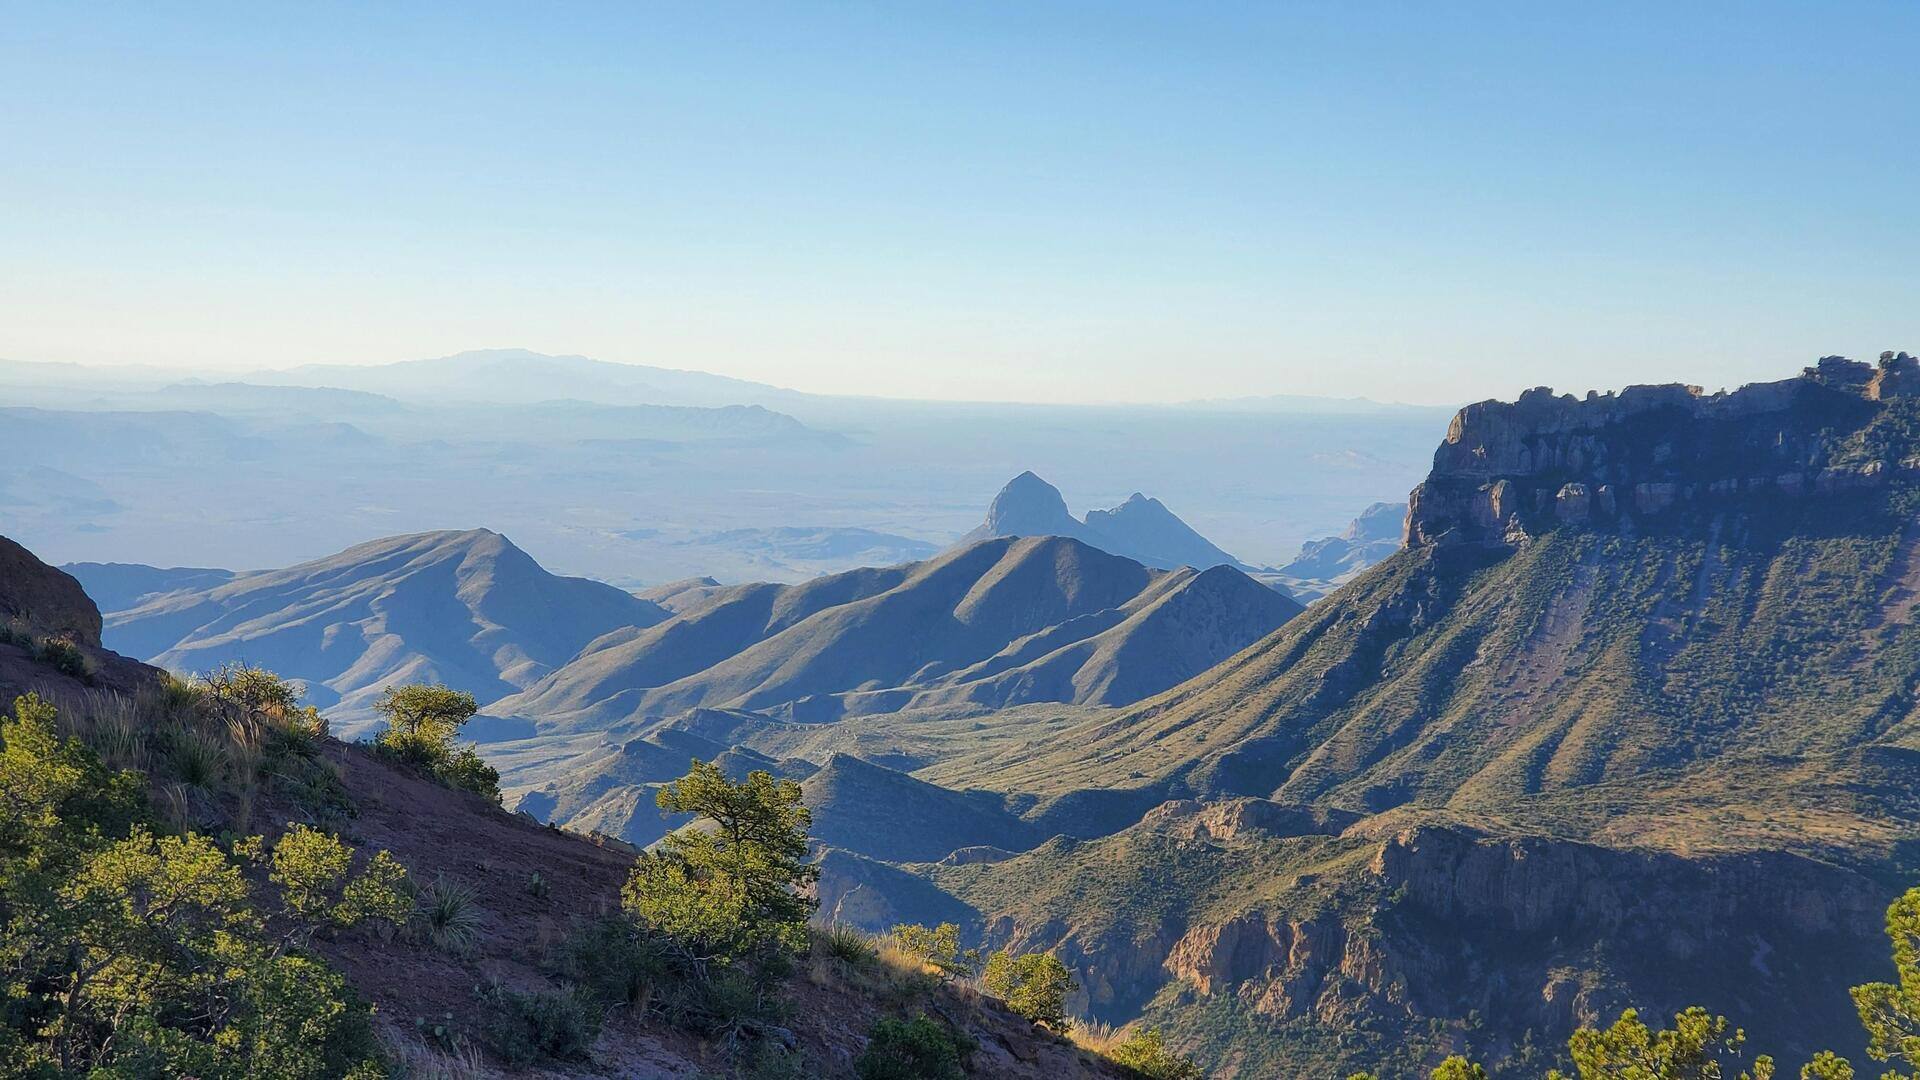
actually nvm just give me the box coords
[0,535,102,646]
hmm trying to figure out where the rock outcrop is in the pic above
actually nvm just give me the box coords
[1152,825,1882,1055]
[1406,351,1919,549]
[0,535,103,646]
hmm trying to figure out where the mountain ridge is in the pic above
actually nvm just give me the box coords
[958,470,1256,572]
[104,529,669,735]
[488,533,1300,731]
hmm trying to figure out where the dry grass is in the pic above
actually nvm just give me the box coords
[35,665,346,834]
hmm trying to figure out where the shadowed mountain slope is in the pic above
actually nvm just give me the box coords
[103,529,669,735]
[488,534,1300,731]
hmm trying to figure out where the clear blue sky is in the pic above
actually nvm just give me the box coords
[3,2,1915,405]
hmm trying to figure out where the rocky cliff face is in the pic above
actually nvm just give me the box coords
[1406,352,1920,549]
[1152,823,1883,1064]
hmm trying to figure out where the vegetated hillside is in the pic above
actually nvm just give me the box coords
[489,534,1300,731]
[959,470,1257,572]
[0,532,1139,1080]
[725,355,1920,1077]
[104,529,669,736]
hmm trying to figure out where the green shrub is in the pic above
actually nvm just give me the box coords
[1109,1026,1205,1079]
[0,695,385,1078]
[667,963,788,1042]
[621,760,816,963]
[546,916,672,1010]
[439,744,501,799]
[887,921,980,979]
[367,684,500,802]
[478,981,603,1066]
[983,950,1078,1033]
[856,1014,974,1080]
[33,636,91,681]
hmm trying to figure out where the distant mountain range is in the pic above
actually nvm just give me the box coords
[488,533,1300,731]
[96,530,669,736]
[1262,500,1405,599]
[958,470,1255,571]
[244,348,806,409]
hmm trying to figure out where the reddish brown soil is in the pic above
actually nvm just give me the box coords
[308,744,1126,1078]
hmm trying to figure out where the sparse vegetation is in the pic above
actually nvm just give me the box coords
[887,921,981,980]
[476,980,603,1066]
[855,1013,974,1080]
[368,683,501,802]
[983,949,1079,1033]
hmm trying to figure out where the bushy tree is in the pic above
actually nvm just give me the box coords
[1430,1057,1488,1080]
[888,921,981,980]
[982,950,1078,1033]
[856,1014,973,1080]
[621,760,817,962]
[1848,886,1920,1077]
[250,823,413,933]
[369,683,499,801]
[1109,1025,1205,1079]
[1548,1007,1773,1080]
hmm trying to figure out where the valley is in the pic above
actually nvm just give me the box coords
[21,350,1920,1076]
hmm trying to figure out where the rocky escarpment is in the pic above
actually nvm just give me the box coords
[1158,824,1883,1063]
[1406,352,1920,549]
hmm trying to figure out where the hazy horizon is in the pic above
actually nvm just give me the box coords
[6,4,1915,407]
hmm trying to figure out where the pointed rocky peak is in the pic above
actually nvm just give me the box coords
[979,471,1082,537]
[955,471,1089,552]
[1083,490,1246,571]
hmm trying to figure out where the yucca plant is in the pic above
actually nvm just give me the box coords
[163,725,229,790]
[820,922,878,971]
[413,876,483,953]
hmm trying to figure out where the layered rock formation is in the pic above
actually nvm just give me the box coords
[1405,352,1920,549]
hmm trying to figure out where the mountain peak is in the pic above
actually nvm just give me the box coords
[961,471,1250,571]
[975,471,1081,538]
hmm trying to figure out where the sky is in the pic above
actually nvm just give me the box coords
[2,2,1916,406]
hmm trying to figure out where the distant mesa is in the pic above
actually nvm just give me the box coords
[958,470,1252,572]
